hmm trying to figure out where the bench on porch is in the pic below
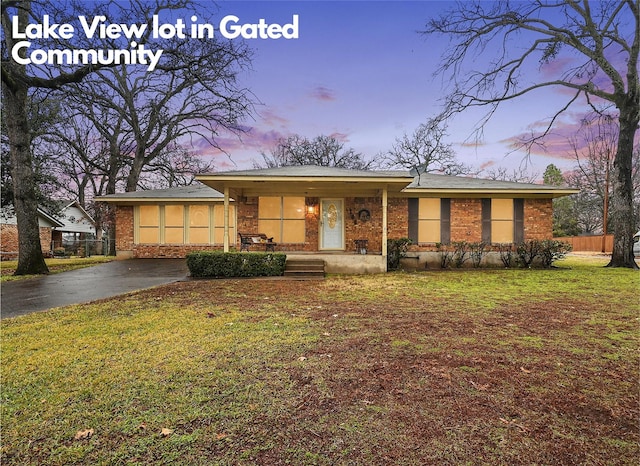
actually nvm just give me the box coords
[238,232,277,252]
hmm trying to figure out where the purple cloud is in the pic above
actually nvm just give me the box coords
[309,86,336,102]
[192,123,295,161]
[459,140,488,148]
[539,57,574,80]
[479,160,496,170]
[500,114,637,163]
[259,108,290,128]
[328,132,350,143]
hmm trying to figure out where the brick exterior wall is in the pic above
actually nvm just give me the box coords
[133,244,224,258]
[345,197,382,253]
[1,224,53,260]
[403,198,553,253]
[111,196,556,258]
[1,224,19,259]
[450,198,483,243]
[237,197,259,236]
[388,198,409,239]
[115,206,134,254]
[524,198,553,240]
[39,227,52,253]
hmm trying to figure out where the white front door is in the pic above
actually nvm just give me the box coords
[320,199,344,250]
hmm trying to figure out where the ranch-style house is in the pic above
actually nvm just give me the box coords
[98,165,579,273]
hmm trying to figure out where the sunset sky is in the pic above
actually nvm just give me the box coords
[193,0,613,179]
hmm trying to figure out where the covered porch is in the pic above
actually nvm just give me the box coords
[196,166,413,273]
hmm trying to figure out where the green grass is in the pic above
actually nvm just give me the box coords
[1,256,114,282]
[1,256,638,465]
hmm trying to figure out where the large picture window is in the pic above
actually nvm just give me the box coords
[136,204,235,245]
[258,196,305,243]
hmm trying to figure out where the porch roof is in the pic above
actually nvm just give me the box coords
[196,165,414,198]
[197,166,579,199]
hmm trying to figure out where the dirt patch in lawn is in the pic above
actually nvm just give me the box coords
[137,278,638,465]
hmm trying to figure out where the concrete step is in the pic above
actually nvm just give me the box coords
[285,263,325,271]
[284,259,325,278]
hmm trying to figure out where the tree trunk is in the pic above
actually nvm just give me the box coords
[95,225,103,255]
[105,158,119,256]
[1,81,49,275]
[606,100,639,269]
[125,155,144,192]
[107,230,116,255]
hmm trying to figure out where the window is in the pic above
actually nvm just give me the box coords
[491,199,514,243]
[138,205,159,243]
[258,196,305,243]
[164,205,184,243]
[189,205,209,244]
[408,198,450,244]
[418,198,441,243]
[136,204,235,245]
[482,199,524,244]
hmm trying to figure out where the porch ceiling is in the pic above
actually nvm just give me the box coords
[196,177,411,198]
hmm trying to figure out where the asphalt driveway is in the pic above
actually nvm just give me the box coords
[1,259,189,319]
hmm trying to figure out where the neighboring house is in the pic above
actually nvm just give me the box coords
[99,166,579,272]
[50,200,98,249]
[0,206,65,260]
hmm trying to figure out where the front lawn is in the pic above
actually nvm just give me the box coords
[1,256,638,465]
[0,256,114,282]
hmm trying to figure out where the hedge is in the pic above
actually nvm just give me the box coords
[186,251,287,278]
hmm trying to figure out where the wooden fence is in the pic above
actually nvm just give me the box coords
[553,235,613,253]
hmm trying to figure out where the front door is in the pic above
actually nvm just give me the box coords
[320,199,344,250]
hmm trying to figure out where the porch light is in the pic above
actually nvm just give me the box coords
[306,203,318,216]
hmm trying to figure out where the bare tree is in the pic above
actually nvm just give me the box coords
[567,114,640,236]
[0,0,186,275]
[47,107,121,204]
[1,0,254,274]
[425,1,639,268]
[137,143,215,190]
[52,87,139,256]
[65,34,253,193]
[48,113,213,254]
[484,166,539,184]
[44,104,130,255]
[383,117,471,175]
[256,135,373,169]
[1,94,62,212]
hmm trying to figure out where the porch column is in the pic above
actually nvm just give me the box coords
[382,188,388,260]
[223,187,230,252]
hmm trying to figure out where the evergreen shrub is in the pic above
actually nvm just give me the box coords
[186,251,286,278]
